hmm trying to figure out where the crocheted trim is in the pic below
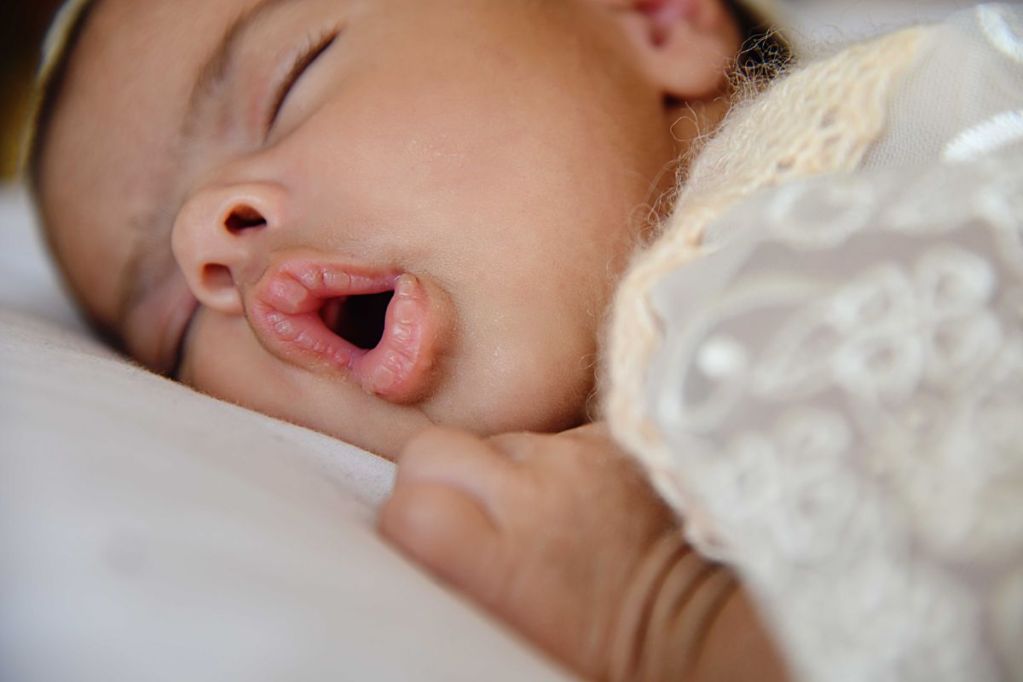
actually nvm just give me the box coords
[605,26,928,529]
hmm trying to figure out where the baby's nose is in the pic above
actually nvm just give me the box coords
[170,181,288,315]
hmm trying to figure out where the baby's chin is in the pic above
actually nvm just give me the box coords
[240,255,592,445]
[311,386,592,460]
[188,337,594,462]
[366,366,592,458]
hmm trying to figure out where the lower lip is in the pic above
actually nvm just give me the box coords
[249,260,439,404]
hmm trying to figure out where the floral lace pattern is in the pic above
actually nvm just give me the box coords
[650,152,1023,682]
[629,6,1023,681]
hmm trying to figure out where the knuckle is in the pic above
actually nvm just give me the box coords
[379,482,455,544]
[399,426,482,470]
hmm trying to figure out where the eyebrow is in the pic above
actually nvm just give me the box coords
[115,0,298,330]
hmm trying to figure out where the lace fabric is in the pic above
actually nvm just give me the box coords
[650,152,1023,682]
[608,5,1023,681]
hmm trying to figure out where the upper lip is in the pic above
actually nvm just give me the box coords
[246,254,446,404]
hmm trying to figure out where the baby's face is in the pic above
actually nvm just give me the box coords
[39,0,739,456]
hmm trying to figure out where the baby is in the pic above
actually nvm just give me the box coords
[26,0,835,679]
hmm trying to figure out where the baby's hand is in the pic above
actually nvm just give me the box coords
[378,425,787,682]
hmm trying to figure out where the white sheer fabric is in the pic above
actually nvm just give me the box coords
[639,6,1023,681]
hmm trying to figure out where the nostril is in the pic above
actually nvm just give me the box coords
[202,263,234,291]
[224,205,267,233]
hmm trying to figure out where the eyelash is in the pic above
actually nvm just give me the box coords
[266,28,341,134]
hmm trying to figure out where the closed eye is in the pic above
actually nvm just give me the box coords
[266,28,341,135]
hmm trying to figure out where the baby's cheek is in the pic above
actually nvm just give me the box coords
[462,327,595,434]
[180,312,274,397]
[466,360,592,435]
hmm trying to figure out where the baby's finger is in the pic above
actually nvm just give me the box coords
[560,421,612,444]
[379,481,504,603]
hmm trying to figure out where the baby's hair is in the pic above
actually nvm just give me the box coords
[726,0,793,83]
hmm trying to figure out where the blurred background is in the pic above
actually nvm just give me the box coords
[0,1,65,182]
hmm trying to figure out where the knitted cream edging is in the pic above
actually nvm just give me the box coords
[604,27,929,526]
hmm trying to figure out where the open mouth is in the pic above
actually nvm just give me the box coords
[320,291,395,351]
[250,260,441,404]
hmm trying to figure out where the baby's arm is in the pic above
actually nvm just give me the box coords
[378,425,788,681]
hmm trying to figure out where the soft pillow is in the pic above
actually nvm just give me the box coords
[0,185,81,329]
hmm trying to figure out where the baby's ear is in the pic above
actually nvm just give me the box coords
[609,0,742,101]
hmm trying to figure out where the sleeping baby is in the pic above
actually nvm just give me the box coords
[26,0,1023,680]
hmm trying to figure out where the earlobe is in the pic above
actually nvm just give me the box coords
[614,0,742,101]
[171,182,285,316]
